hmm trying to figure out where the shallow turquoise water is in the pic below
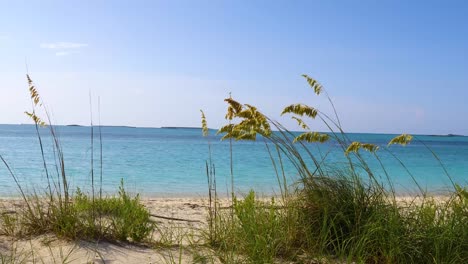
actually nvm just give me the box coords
[0,125,466,197]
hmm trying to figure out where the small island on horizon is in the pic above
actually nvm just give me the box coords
[426,133,466,137]
[66,124,137,128]
[161,126,202,129]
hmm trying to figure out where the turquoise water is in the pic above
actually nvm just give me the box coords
[0,124,466,197]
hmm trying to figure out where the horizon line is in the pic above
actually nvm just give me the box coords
[1,123,465,137]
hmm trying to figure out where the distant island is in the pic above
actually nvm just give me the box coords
[427,134,465,137]
[66,124,136,128]
[161,126,202,129]
[101,125,136,128]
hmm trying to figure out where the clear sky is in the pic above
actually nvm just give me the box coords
[1,0,467,135]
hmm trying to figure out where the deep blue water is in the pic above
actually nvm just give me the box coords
[0,124,466,197]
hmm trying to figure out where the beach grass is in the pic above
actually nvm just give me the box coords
[0,177,154,244]
[1,76,154,246]
[199,74,468,263]
[0,74,467,263]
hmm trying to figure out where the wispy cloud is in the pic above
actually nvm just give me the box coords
[40,41,88,56]
[55,51,71,56]
[40,42,88,49]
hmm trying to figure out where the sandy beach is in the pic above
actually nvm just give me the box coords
[0,197,226,264]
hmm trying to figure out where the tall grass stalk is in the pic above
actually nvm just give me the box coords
[200,110,218,245]
[204,74,468,263]
[89,92,95,206]
[98,97,103,200]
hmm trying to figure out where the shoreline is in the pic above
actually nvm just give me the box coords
[0,189,456,200]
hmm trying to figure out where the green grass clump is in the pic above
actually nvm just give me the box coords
[297,173,410,262]
[290,174,467,263]
[205,191,302,263]
[298,173,388,256]
[1,180,153,243]
[403,188,468,263]
[72,180,153,242]
[230,191,284,263]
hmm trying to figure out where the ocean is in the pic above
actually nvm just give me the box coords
[0,124,466,197]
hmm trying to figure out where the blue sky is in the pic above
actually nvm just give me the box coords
[1,0,467,134]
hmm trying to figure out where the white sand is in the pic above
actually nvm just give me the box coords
[0,197,226,264]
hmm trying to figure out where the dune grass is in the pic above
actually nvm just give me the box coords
[0,75,154,246]
[200,75,468,263]
[0,181,153,243]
